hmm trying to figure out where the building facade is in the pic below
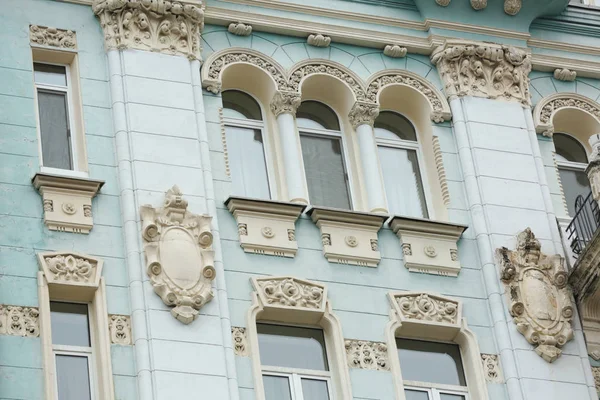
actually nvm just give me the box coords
[3,0,600,399]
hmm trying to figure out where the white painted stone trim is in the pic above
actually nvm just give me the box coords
[533,92,600,138]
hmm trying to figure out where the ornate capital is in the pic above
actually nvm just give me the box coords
[345,340,389,371]
[496,228,574,362]
[140,185,215,324]
[92,0,204,60]
[270,91,302,117]
[29,25,77,49]
[430,41,531,107]
[348,101,379,129]
[0,305,40,337]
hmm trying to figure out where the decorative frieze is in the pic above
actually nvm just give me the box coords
[345,339,389,371]
[497,228,574,363]
[140,185,215,324]
[32,173,104,234]
[307,34,331,48]
[228,22,252,36]
[37,251,103,298]
[481,354,503,383]
[29,25,77,49]
[390,216,466,276]
[0,305,40,337]
[226,197,306,258]
[109,315,132,345]
[348,101,380,129]
[308,207,386,267]
[533,93,600,137]
[430,40,531,107]
[270,91,302,117]
[383,44,407,58]
[92,0,204,60]
[254,277,325,310]
[553,68,576,82]
[232,327,249,356]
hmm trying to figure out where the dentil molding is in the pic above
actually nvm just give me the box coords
[228,22,252,36]
[140,185,216,324]
[29,25,77,49]
[430,40,531,107]
[481,354,503,383]
[109,315,132,345]
[496,228,574,362]
[225,196,306,258]
[0,305,40,337]
[345,339,389,371]
[92,0,204,60]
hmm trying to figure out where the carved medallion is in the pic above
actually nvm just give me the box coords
[496,228,574,362]
[140,185,215,324]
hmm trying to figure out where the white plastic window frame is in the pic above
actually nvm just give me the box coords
[375,112,434,218]
[404,382,468,400]
[33,62,84,178]
[222,90,278,200]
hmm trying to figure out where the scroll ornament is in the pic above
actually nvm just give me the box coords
[396,293,458,324]
[496,228,574,362]
[140,185,216,324]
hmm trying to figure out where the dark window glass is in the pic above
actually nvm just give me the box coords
[34,63,67,86]
[297,101,340,131]
[38,90,72,170]
[222,90,262,120]
[396,339,466,386]
[374,111,417,141]
[257,323,329,371]
[50,302,90,347]
[559,168,590,216]
[554,132,588,163]
[263,375,292,400]
[55,355,91,400]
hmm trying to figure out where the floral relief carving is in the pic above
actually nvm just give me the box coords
[553,68,576,82]
[44,254,96,283]
[348,101,380,129]
[481,354,503,383]
[504,0,522,15]
[307,34,331,48]
[92,0,204,60]
[534,94,600,137]
[0,305,40,337]
[285,62,367,102]
[43,199,54,212]
[430,41,531,107]
[345,339,389,371]
[270,90,302,117]
[62,202,77,215]
[140,185,215,324]
[345,236,358,248]
[402,243,412,256]
[287,229,296,241]
[383,45,407,58]
[424,245,437,258]
[232,327,249,356]
[322,233,332,246]
[470,0,487,11]
[593,367,600,394]
[370,239,379,251]
[496,228,574,362]
[450,249,458,262]
[395,293,458,324]
[255,277,325,309]
[228,22,252,36]
[83,204,92,218]
[29,25,77,49]
[238,223,248,236]
[109,315,132,345]
[261,226,275,238]
[436,0,451,5]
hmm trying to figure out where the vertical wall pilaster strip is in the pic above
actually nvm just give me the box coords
[276,112,309,204]
[190,59,240,400]
[356,123,388,213]
[450,98,525,400]
[106,49,154,400]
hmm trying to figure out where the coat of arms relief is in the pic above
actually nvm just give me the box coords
[140,185,216,324]
[496,228,574,362]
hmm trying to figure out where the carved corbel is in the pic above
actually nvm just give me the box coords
[496,228,574,362]
[307,34,331,48]
[140,185,215,324]
[553,68,576,82]
[228,22,252,36]
[383,45,407,58]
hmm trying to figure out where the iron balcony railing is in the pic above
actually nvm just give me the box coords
[566,191,600,258]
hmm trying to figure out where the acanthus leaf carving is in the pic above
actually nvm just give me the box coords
[430,41,531,107]
[0,305,40,337]
[140,185,215,324]
[383,45,407,58]
[109,315,132,345]
[553,68,576,82]
[348,101,380,129]
[504,0,522,15]
[307,34,331,48]
[228,22,252,36]
[394,293,458,324]
[496,228,574,362]
[29,25,77,49]
[270,90,302,117]
[92,0,204,60]
[44,254,95,283]
[470,0,487,11]
[285,62,367,102]
[232,327,249,356]
[254,276,325,310]
[481,354,503,383]
[345,339,389,371]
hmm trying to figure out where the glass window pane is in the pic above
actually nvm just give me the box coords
[263,375,292,400]
[554,133,588,163]
[55,354,91,400]
[405,389,431,400]
[559,168,590,216]
[301,378,330,400]
[378,146,428,218]
[374,111,417,141]
[396,339,466,386]
[225,125,271,199]
[222,90,262,120]
[38,90,72,170]
[300,134,350,209]
[297,101,340,131]
[50,302,90,347]
[257,324,328,370]
[440,394,466,400]
[34,63,67,86]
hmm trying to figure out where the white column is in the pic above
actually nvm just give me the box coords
[349,102,387,214]
[271,91,309,204]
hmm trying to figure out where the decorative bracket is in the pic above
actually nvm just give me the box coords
[140,185,215,324]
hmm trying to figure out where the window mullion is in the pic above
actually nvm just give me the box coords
[292,373,304,400]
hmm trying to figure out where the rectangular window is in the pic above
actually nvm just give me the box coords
[300,134,351,210]
[558,167,590,217]
[258,323,331,400]
[50,302,93,400]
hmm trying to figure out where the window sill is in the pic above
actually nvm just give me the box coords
[389,216,467,277]
[32,172,105,234]
[307,206,387,267]
[225,196,307,258]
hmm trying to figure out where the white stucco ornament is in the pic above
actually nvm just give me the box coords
[140,185,215,324]
[496,228,574,362]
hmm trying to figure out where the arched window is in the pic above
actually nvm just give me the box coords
[222,90,271,199]
[374,111,428,218]
[297,101,351,209]
[554,132,590,216]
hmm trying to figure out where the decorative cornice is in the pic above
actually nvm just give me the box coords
[481,354,503,383]
[431,40,531,107]
[228,22,252,36]
[348,101,380,129]
[0,305,40,337]
[29,25,77,49]
[533,93,600,137]
[345,339,389,371]
[307,33,331,47]
[232,327,249,356]
[92,0,204,60]
[270,91,302,117]
[383,44,407,58]
[553,68,577,81]
[109,315,132,345]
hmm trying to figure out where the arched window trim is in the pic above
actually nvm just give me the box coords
[296,98,357,210]
[375,110,435,219]
[221,89,278,200]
